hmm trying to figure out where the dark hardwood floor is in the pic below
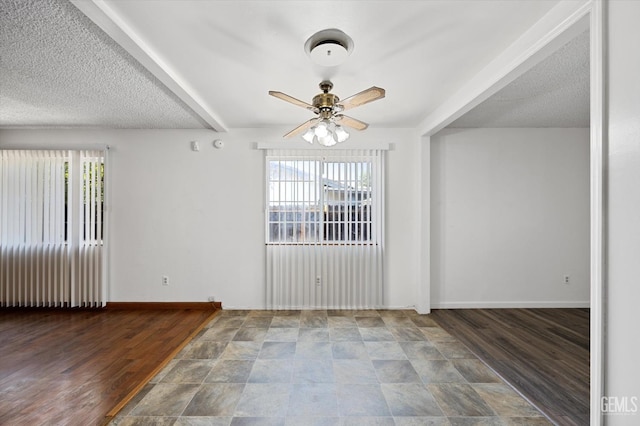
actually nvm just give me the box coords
[0,307,216,426]
[430,308,590,426]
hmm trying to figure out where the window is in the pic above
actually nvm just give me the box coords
[264,148,385,309]
[267,157,377,244]
[0,149,106,307]
[79,152,105,244]
[63,156,105,242]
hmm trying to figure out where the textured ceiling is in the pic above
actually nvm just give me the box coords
[0,0,588,131]
[449,29,590,128]
[0,0,207,129]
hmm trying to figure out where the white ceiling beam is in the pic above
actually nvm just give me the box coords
[70,0,227,132]
[419,0,592,136]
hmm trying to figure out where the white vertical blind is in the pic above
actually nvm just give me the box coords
[0,149,106,307]
[265,149,385,309]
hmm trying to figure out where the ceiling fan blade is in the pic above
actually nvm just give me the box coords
[338,86,385,111]
[335,114,368,131]
[269,91,316,111]
[283,118,320,138]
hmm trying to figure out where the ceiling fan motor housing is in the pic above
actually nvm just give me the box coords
[313,93,339,109]
[313,81,340,116]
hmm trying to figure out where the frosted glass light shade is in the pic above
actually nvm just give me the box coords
[335,125,349,142]
[315,120,329,138]
[302,128,315,143]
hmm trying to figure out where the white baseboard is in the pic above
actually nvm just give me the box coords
[218,302,590,311]
[430,301,590,309]
[220,304,418,311]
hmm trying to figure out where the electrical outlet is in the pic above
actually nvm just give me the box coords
[315,276,321,286]
[162,276,169,286]
[208,296,216,302]
[563,275,570,285]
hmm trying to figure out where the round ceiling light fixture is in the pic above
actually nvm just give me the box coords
[304,28,354,67]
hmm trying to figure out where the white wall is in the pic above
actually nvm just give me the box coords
[606,0,640,423]
[0,127,421,310]
[430,127,590,308]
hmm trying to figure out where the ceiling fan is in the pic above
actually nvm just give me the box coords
[269,80,385,146]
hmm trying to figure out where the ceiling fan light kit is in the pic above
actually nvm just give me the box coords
[302,119,350,147]
[270,29,385,147]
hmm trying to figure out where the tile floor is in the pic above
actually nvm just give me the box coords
[111,309,551,426]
